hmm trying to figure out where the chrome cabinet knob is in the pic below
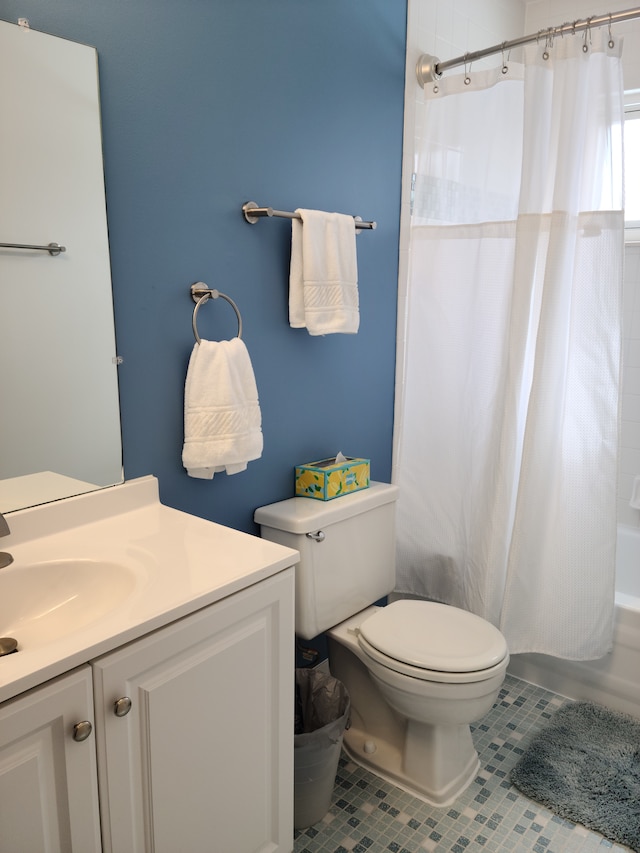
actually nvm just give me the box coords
[73,720,93,742]
[114,696,132,717]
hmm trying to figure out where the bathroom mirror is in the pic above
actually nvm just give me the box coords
[0,20,122,513]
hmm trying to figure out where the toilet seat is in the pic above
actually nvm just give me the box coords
[357,600,509,685]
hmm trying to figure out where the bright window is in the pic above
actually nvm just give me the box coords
[625,100,640,240]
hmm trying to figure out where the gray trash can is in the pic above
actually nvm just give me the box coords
[294,667,350,830]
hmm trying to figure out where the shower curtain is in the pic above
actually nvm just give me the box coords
[393,30,624,659]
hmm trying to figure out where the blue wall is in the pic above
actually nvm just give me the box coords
[2,1,406,534]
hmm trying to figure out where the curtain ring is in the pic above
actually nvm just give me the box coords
[583,17,592,53]
[542,28,553,60]
[464,54,471,85]
[608,14,615,48]
[501,42,509,74]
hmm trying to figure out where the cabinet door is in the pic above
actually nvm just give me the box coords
[93,569,294,853]
[0,666,102,853]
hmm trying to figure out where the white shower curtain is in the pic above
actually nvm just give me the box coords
[393,31,624,659]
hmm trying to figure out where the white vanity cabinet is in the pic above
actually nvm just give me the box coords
[0,569,294,853]
[93,568,294,853]
[0,477,299,852]
[0,666,102,853]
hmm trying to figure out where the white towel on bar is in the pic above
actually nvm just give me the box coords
[182,337,263,479]
[289,208,359,335]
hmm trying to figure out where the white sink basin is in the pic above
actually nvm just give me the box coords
[0,475,299,705]
[0,559,137,649]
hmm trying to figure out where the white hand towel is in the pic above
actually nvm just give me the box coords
[182,337,263,479]
[289,209,359,335]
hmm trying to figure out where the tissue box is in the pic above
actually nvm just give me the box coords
[295,457,370,501]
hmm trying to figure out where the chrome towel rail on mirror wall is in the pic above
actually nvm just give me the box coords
[0,241,66,256]
[242,200,377,230]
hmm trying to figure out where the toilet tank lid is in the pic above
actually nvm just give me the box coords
[254,482,399,534]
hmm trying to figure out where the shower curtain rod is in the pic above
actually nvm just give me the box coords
[416,5,640,86]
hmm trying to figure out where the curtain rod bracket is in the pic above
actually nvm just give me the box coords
[416,54,441,88]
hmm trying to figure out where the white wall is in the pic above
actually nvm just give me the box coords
[620,244,640,527]
[399,0,640,528]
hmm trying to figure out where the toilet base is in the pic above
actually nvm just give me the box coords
[341,718,480,808]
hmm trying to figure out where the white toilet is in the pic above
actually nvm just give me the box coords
[254,482,509,807]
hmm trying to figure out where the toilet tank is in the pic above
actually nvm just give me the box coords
[254,482,399,640]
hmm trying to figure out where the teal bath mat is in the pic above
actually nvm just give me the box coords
[510,701,640,851]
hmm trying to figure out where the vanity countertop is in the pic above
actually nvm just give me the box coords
[0,476,299,704]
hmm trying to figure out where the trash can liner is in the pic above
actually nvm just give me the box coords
[294,668,350,744]
[293,668,351,829]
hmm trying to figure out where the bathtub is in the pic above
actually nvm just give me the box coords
[508,524,640,718]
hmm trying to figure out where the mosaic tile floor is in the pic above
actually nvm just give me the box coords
[294,674,633,853]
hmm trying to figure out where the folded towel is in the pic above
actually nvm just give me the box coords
[182,337,263,479]
[289,209,359,335]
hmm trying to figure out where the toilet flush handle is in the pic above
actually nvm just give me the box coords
[306,530,325,543]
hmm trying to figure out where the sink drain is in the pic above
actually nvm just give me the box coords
[0,638,18,656]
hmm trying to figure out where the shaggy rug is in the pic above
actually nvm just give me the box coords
[510,701,640,851]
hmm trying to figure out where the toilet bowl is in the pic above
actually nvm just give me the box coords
[254,483,509,808]
[327,601,509,806]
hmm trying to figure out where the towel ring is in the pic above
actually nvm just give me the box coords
[190,282,243,343]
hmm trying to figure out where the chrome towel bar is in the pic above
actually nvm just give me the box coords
[0,241,66,256]
[242,201,376,230]
[190,282,242,343]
